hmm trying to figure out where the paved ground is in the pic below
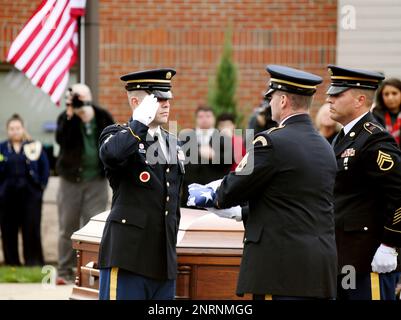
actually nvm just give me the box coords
[0,283,74,300]
[0,176,112,264]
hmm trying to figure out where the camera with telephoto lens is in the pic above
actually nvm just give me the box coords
[67,87,91,109]
[257,99,271,118]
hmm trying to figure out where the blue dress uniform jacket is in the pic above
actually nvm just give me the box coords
[333,112,401,273]
[216,114,338,298]
[97,120,184,280]
[0,140,49,195]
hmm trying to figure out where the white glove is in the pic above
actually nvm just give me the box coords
[206,206,242,221]
[371,244,398,273]
[132,94,159,126]
[206,179,223,192]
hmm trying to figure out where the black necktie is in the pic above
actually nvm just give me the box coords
[334,129,345,146]
[155,132,169,163]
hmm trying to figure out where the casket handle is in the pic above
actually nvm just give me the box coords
[80,263,99,287]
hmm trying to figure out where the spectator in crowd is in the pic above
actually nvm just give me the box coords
[216,113,246,172]
[372,78,401,148]
[315,103,342,144]
[0,114,49,266]
[180,106,231,207]
[55,83,114,284]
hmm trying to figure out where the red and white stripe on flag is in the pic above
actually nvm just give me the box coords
[6,0,86,105]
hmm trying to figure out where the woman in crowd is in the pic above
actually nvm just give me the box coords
[216,113,246,172]
[372,78,401,148]
[315,103,342,144]
[0,114,49,265]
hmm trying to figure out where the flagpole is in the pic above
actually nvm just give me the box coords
[80,15,85,84]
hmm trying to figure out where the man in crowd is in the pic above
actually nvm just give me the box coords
[55,83,114,284]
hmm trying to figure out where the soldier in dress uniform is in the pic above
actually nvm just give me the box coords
[327,65,401,300]
[200,65,338,299]
[97,68,185,300]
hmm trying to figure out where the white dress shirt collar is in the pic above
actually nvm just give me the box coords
[280,112,308,126]
[148,126,162,138]
[343,111,369,135]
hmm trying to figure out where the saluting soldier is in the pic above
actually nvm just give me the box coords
[211,65,338,300]
[327,65,401,300]
[97,68,185,300]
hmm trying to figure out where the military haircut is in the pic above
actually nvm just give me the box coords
[350,88,375,108]
[276,90,313,111]
[127,90,148,106]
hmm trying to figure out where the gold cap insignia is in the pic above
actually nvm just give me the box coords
[166,72,172,80]
[377,150,394,171]
[328,68,333,76]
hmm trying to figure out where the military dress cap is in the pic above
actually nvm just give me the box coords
[264,64,323,98]
[120,68,176,99]
[326,65,385,95]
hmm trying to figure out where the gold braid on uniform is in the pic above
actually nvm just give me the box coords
[127,127,141,141]
[266,125,285,134]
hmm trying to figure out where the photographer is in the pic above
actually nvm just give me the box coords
[55,83,114,284]
[248,99,277,136]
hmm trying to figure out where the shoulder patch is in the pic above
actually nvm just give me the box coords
[266,125,285,134]
[252,135,269,147]
[364,122,383,134]
[23,141,42,161]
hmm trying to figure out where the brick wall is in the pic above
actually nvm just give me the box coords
[1,0,337,128]
[98,0,337,127]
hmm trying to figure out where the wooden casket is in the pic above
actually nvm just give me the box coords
[70,208,248,300]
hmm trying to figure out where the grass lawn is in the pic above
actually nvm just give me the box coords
[0,266,44,283]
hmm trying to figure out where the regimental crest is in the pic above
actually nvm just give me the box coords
[377,150,394,171]
[139,171,150,183]
[23,141,42,161]
[166,72,172,80]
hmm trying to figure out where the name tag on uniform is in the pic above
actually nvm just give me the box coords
[341,148,355,158]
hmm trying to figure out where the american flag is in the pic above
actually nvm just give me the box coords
[187,183,216,208]
[6,0,86,105]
